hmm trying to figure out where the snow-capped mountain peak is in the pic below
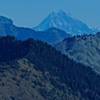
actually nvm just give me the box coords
[34,10,96,35]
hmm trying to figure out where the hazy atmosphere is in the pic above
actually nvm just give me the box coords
[0,0,99,28]
[0,0,100,100]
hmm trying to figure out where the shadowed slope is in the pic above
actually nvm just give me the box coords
[0,36,100,100]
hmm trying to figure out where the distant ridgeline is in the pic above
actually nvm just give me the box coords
[55,32,100,74]
[0,36,100,100]
[0,11,99,45]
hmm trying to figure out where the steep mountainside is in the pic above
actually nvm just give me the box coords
[34,10,95,35]
[56,32,100,73]
[0,36,100,100]
[0,59,81,100]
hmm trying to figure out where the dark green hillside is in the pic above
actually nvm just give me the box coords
[0,36,100,100]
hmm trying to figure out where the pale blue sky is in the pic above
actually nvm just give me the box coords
[0,0,99,28]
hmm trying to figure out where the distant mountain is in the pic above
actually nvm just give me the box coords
[56,32,100,74]
[0,16,70,44]
[34,10,96,35]
[0,36,100,100]
[35,28,71,44]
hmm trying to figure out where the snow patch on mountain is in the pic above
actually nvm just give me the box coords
[34,10,97,36]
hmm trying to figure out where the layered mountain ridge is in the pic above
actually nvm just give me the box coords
[0,11,100,100]
[0,16,70,44]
